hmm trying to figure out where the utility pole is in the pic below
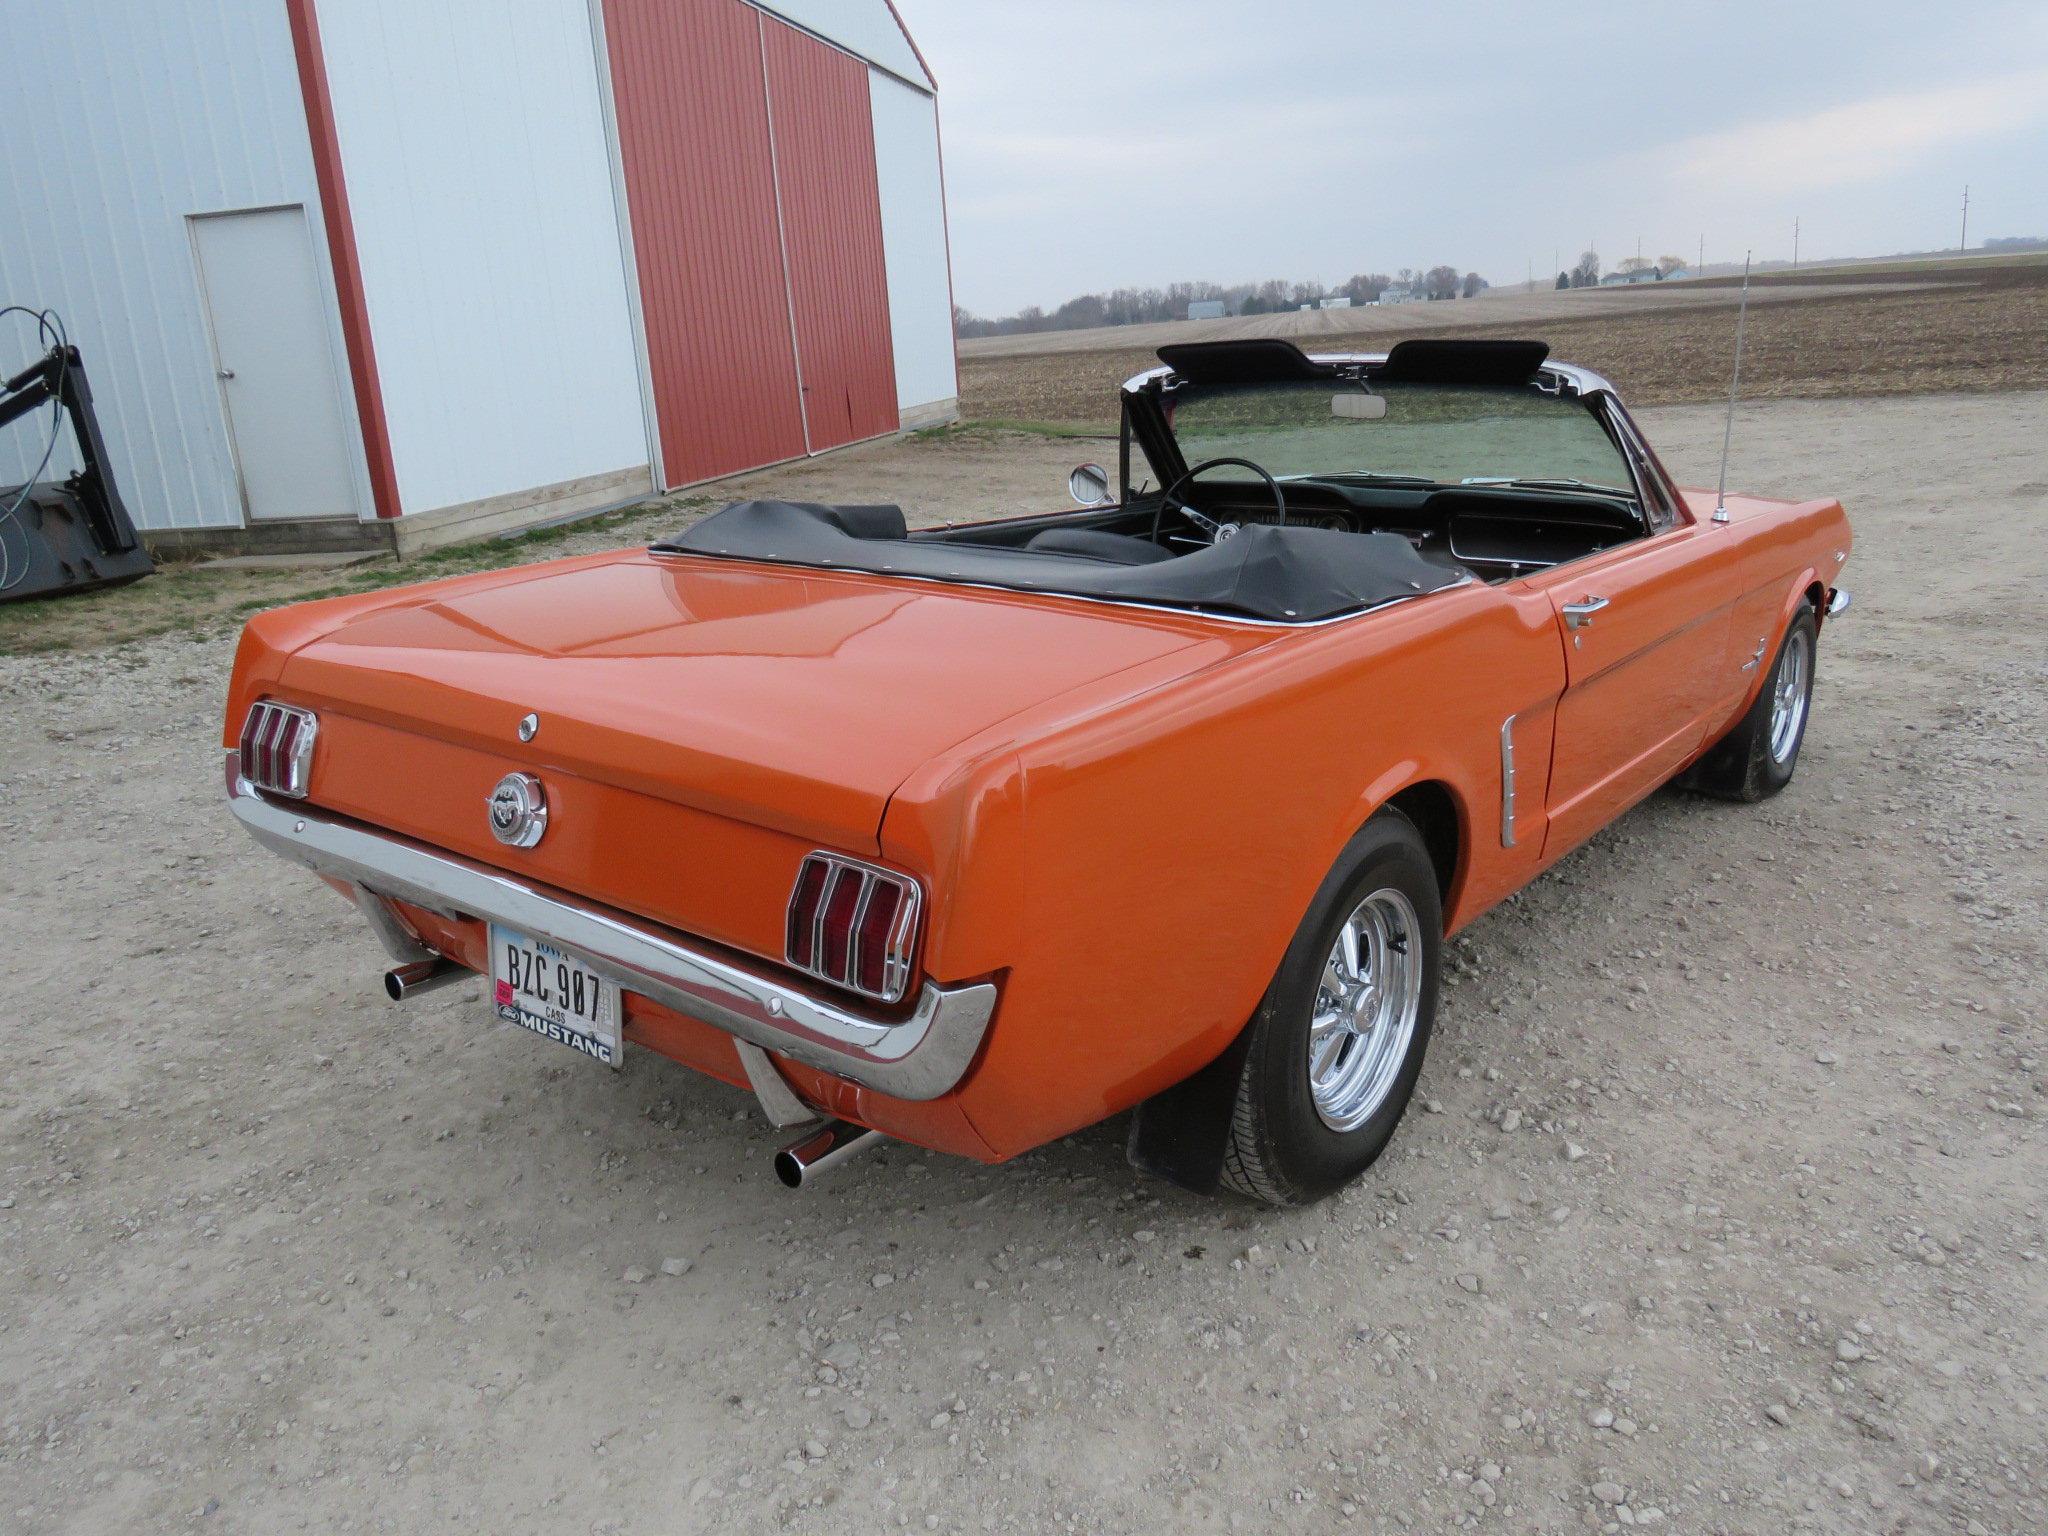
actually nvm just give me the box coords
[1793,216,1800,269]
[1960,185,1970,251]
[1698,234,1705,275]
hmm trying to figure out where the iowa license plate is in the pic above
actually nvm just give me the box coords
[489,924,621,1068]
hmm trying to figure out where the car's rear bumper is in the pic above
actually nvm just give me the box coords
[224,752,997,1101]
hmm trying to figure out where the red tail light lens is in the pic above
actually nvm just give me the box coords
[785,858,829,969]
[784,853,921,1004]
[854,881,905,996]
[237,701,318,799]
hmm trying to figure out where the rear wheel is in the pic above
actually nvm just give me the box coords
[1220,809,1441,1206]
[1679,605,1819,802]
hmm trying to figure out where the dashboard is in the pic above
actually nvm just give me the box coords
[1186,480,1646,581]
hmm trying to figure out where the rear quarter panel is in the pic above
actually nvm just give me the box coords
[1682,489,1853,737]
[885,580,1569,1158]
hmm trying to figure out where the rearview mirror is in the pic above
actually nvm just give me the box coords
[1067,463,1113,506]
[1332,393,1389,420]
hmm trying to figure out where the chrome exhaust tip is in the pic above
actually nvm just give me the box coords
[383,957,469,1001]
[774,1119,879,1189]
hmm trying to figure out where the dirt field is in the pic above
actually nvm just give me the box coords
[2,385,2043,1534]
[961,257,2048,424]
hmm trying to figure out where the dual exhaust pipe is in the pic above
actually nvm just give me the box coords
[383,957,469,1001]
[380,959,878,1186]
[773,1118,879,1188]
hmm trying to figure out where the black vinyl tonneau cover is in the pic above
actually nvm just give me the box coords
[655,500,1466,623]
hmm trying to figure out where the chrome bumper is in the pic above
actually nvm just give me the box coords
[224,753,997,1100]
[1826,587,1851,618]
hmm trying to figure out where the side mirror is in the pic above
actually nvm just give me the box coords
[1067,463,1113,507]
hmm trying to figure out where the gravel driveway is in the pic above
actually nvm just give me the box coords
[2,392,2042,1534]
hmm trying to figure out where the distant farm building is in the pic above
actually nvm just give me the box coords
[1321,296,1352,310]
[1601,268,1666,286]
[1186,299,1226,321]
[1380,286,1417,305]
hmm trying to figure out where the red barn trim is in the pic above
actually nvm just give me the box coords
[284,0,400,521]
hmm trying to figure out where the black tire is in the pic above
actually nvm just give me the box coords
[1220,809,1441,1206]
[1678,605,1819,802]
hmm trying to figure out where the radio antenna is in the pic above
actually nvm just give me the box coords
[1712,252,1752,524]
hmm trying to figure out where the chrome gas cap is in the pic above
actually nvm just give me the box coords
[488,772,548,848]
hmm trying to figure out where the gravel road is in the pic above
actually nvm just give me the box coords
[2,391,2042,1534]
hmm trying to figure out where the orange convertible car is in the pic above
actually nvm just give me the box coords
[226,339,1850,1203]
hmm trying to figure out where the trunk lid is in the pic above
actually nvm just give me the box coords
[277,551,1252,851]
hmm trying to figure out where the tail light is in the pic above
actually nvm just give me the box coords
[785,853,921,1003]
[238,701,318,799]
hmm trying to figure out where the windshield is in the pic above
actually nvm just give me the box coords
[1158,379,1635,492]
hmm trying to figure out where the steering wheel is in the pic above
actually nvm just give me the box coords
[1150,456,1288,547]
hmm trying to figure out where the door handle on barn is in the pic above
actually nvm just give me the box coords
[1561,596,1611,630]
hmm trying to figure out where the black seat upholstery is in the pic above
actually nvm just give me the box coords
[659,502,1467,622]
[816,503,908,540]
[1023,528,1173,565]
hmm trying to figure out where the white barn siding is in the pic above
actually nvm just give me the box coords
[313,0,647,517]
[0,0,363,531]
[868,70,956,424]
[757,1,931,88]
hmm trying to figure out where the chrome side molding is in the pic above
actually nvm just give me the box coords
[1498,715,1517,849]
[224,753,998,1101]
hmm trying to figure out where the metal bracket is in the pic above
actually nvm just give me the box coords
[349,883,434,964]
[735,1041,820,1129]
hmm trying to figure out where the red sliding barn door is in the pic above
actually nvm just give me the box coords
[600,0,899,486]
[763,18,900,451]
[601,0,805,485]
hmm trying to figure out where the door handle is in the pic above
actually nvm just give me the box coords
[217,368,236,380]
[1561,595,1610,630]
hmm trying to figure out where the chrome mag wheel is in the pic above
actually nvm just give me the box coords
[1769,625,1811,764]
[1307,887,1424,1132]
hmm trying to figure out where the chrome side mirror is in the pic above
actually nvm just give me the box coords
[1067,463,1113,506]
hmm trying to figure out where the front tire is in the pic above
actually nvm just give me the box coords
[1220,809,1441,1206]
[1679,605,1819,802]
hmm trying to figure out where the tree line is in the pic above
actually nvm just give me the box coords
[954,266,1489,339]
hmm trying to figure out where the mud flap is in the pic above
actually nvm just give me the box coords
[1124,1025,1255,1194]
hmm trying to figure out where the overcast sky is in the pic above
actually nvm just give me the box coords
[893,0,2048,316]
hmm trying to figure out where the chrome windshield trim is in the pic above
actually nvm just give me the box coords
[1123,353,1619,399]
[224,753,997,1101]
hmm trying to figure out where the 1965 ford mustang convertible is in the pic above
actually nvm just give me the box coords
[225,338,1850,1204]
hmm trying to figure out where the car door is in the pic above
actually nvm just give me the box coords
[1528,517,1744,856]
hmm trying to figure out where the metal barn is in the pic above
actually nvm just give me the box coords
[0,0,957,555]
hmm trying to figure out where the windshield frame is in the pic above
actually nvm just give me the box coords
[1119,352,1678,522]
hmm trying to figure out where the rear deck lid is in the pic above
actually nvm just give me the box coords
[276,551,1245,850]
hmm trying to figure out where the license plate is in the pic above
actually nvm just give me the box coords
[489,924,620,1069]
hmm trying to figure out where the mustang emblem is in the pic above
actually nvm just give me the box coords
[488,772,548,848]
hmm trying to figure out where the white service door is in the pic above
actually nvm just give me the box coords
[191,207,360,521]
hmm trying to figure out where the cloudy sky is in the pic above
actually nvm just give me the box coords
[892,0,2048,316]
